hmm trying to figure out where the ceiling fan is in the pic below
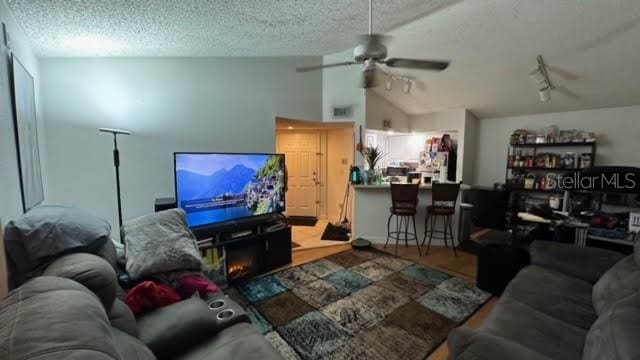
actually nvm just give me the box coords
[296,0,450,88]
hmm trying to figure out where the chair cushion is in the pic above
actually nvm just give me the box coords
[123,208,203,280]
[481,296,587,360]
[504,265,597,329]
[583,291,640,360]
[592,256,640,315]
[0,276,121,360]
[427,205,455,215]
[3,205,111,288]
[390,207,416,215]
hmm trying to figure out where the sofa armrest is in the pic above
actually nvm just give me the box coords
[530,241,625,283]
[136,295,250,360]
[448,327,552,360]
[43,253,117,309]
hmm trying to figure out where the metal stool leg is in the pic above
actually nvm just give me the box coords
[395,215,401,256]
[427,214,436,253]
[442,215,449,248]
[412,215,422,256]
[384,214,393,249]
[404,215,409,248]
[422,212,430,247]
[447,215,458,256]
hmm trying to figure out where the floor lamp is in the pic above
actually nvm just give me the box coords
[99,127,131,240]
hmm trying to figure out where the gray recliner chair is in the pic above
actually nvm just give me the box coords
[448,240,640,360]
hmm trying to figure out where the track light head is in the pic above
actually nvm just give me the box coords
[538,86,551,102]
[385,77,392,91]
[402,80,412,93]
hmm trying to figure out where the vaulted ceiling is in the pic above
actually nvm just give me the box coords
[6,0,640,118]
[371,0,640,117]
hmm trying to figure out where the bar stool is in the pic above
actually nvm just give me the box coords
[422,182,461,256]
[385,183,422,257]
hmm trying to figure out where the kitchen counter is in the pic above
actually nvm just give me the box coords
[351,183,470,245]
[352,183,472,190]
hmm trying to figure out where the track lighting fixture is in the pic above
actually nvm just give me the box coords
[530,55,554,102]
[382,73,413,94]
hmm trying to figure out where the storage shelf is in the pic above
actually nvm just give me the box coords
[506,186,565,193]
[510,141,596,148]
[587,234,636,246]
[507,167,579,171]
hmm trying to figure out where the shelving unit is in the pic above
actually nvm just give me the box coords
[505,141,597,192]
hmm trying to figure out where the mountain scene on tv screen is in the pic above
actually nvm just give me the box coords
[177,155,284,215]
[245,155,285,214]
[177,164,256,200]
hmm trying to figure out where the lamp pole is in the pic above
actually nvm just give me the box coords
[99,128,131,239]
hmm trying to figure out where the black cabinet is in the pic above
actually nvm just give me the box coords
[196,217,292,284]
[262,227,292,272]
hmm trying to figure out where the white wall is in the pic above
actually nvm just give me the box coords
[473,105,640,186]
[40,57,322,234]
[326,127,354,221]
[365,90,410,132]
[322,50,365,125]
[0,3,46,224]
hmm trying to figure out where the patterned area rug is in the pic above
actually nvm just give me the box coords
[225,248,490,360]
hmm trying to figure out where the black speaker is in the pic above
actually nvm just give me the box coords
[154,197,176,212]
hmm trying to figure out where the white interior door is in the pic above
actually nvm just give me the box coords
[277,131,320,217]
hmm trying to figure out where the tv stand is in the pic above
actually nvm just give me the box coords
[195,214,292,284]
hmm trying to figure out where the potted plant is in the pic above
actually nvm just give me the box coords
[363,145,385,184]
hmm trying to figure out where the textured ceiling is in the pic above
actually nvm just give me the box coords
[370,0,640,117]
[5,0,461,57]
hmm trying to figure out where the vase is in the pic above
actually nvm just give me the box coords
[366,169,376,184]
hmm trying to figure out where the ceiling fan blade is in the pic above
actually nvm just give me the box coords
[296,61,357,73]
[384,58,450,71]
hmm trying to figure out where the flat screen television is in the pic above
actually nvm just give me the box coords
[174,152,286,228]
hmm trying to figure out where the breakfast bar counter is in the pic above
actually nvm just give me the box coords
[351,183,471,245]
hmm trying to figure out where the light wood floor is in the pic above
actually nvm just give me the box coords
[291,243,498,360]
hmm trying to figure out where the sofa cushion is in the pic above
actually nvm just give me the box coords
[123,209,202,280]
[109,298,138,338]
[0,276,120,360]
[42,253,117,309]
[137,296,221,359]
[504,265,597,329]
[4,205,111,288]
[583,291,640,360]
[481,296,587,360]
[112,328,156,360]
[592,256,640,315]
[176,323,282,360]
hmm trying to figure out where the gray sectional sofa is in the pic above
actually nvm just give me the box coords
[448,240,640,360]
[0,248,283,360]
[0,206,283,360]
